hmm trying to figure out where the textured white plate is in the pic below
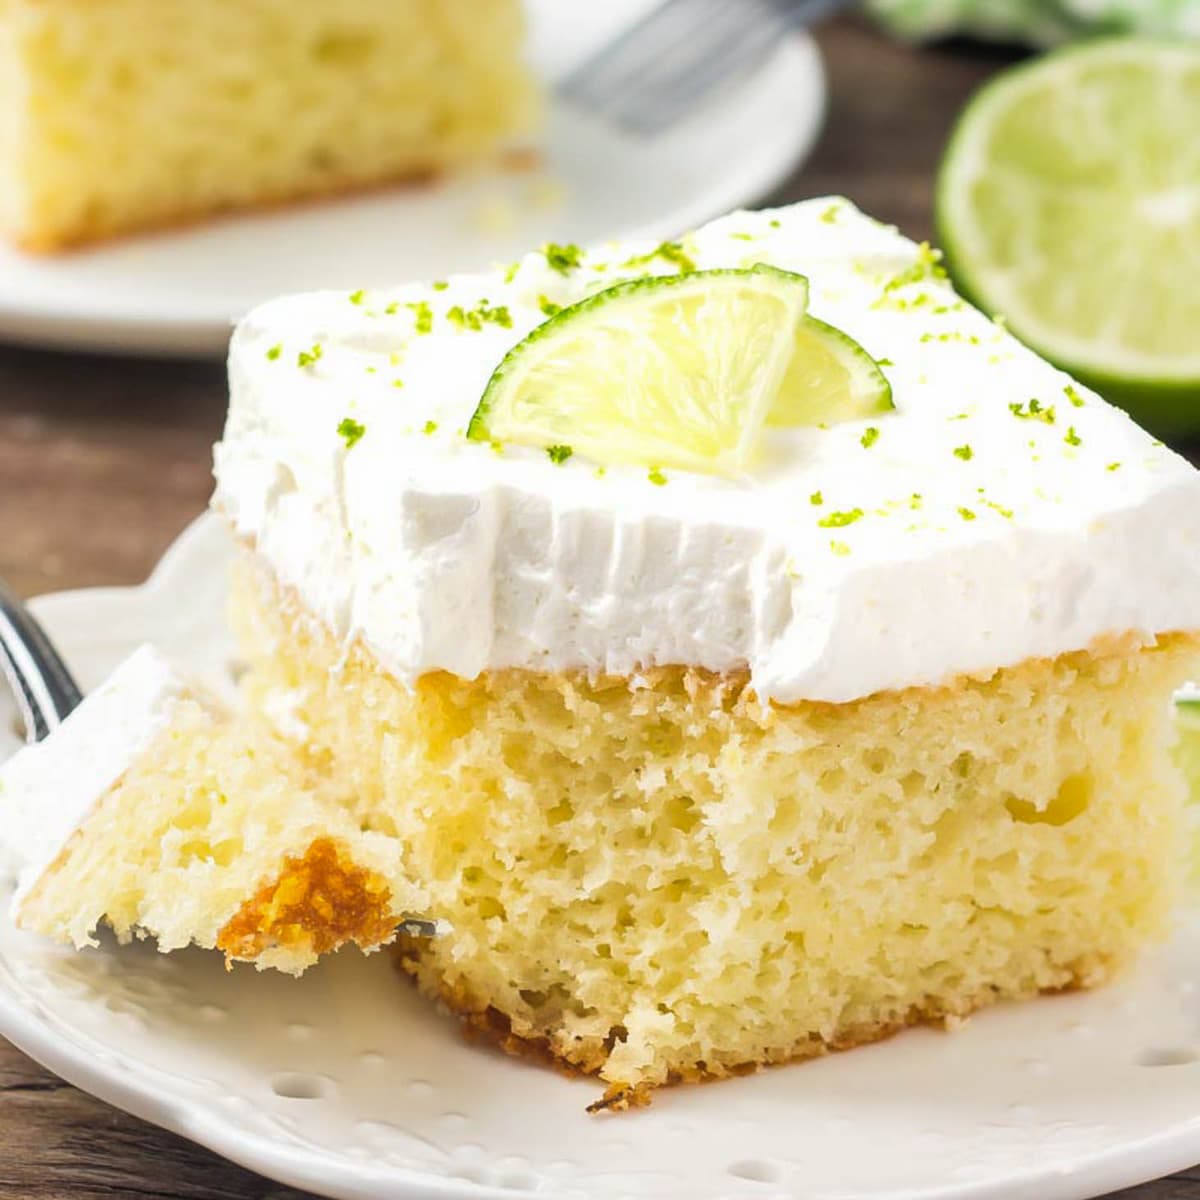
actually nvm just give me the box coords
[3,514,1200,1200]
[0,1,826,357]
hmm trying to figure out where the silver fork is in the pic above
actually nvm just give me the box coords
[0,578,82,744]
[559,0,848,135]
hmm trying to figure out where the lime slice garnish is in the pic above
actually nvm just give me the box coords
[468,266,809,475]
[469,267,894,474]
[936,39,1200,437]
[768,316,894,427]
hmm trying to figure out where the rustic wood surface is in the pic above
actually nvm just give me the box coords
[0,16,1197,1199]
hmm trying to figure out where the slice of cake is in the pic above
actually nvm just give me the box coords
[6,199,1199,1111]
[212,197,1200,1106]
[1,646,422,973]
[0,0,536,251]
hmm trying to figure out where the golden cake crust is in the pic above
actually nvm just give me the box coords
[394,932,1109,1112]
[217,836,396,962]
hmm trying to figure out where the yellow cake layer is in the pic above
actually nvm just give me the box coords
[0,0,536,250]
[231,555,1200,1099]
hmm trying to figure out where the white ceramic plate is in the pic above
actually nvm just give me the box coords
[3,514,1200,1200]
[0,2,826,358]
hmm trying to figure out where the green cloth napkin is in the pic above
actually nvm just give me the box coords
[869,0,1200,44]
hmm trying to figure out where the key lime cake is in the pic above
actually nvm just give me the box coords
[0,0,536,251]
[4,198,1200,1110]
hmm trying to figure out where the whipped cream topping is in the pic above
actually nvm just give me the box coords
[0,646,206,912]
[214,198,1200,704]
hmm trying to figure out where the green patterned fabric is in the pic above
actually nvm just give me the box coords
[869,0,1200,44]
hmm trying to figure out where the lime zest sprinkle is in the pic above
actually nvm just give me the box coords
[877,243,947,302]
[958,506,977,521]
[1107,461,1122,471]
[830,540,851,556]
[1065,384,1085,408]
[349,289,366,305]
[502,262,520,284]
[422,420,438,435]
[819,203,842,224]
[953,444,973,461]
[919,330,980,345]
[656,242,697,273]
[769,219,781,229]
[266,343,282,361]
[538,295,562,318]
[809,490,824,506]
[982,498,1014,519]
[546,444,573,465]
[384,301,399,315]
[408,302,433,334]
[624,241,697,275]
[876,357,894,366]
[392,378,404,388]
[1009,398,1055,424]
[818,508,863,529]
[861,426,880,449]
[432,281,449,292]
[337,417,365,449]
[648,468,668,486]
[544,243,584,274]
[447,301,513,331]
[297,343,323,368]
[1064,426,1082,447]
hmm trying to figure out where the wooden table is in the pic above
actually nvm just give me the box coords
[0,17,1196,1199]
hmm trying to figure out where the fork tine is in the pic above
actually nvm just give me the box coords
[597,1,757,116]
[0,577,83,743]
[614,5,789,133]
[559,0,729,107]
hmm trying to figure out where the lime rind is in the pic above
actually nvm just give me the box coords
[468,265,810,475]
[769,316,894,428]
[935,37,1200,434]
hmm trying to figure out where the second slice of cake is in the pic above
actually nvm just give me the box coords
[0,0,536,250]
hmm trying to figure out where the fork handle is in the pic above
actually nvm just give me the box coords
[768,0,855,24]
[0,579,83,744]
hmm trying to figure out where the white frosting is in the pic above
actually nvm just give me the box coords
[214,198,1200,704]
[0,646,207,912]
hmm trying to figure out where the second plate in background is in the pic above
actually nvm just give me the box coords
[0,0,826,357]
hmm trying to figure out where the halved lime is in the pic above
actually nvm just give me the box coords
[936,39,1200,438]
[469,268,892,474]
[768,316,893,428]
